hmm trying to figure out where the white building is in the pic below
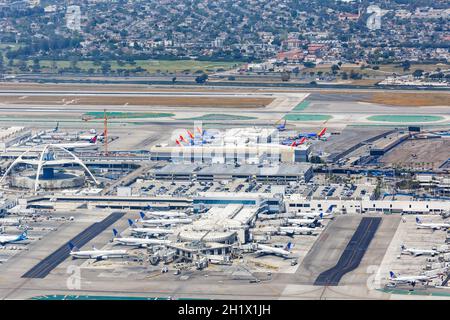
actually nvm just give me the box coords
[66,5,81,31]
[286,194,450,215]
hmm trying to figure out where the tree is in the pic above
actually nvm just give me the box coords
[303,61,316,68]
[412,69,424,78]
[195,73,208,84]
[281,71,290,81]
[401,60,411,71]
[331,64,340,74]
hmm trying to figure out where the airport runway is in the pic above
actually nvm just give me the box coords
[22,212,125,279]
[314,217,382,286]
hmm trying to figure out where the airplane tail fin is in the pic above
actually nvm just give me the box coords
[128,218,137,228]
[319,212,323,219]
[19,230,28,240]
[68,242,79,252]
[139,212,146,221]
[285,242,293,252]
[112,228,121,238]
[90,135,98,144]
[415,217,422,224]
[400,244,406,251]
[389,271,396,279]
[54,122,59,132]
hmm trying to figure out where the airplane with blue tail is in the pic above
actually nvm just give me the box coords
[0,230,27,245]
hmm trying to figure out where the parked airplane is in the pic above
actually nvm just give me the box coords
[139,213,192,227]
[140,211,187,219]
[416,217,450,230]
[388,271,432,286]
[255,242,294,258]
[276,119,287,131]
[0,230,27,245]
[296,127,327,139]
[284,137,308,147]
[127,219,174,237]
[7,205,35,215]
[0,217,22,226]
[295,212,331,219]
[112,229,171,247]
[54,135,98,150]
[286,215,322,227]
[278,226,318,236]
[68,242,128,260]
[400,245,439,257]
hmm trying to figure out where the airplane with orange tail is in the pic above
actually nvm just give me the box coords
[290,137,307,147]
[295,127,327,139]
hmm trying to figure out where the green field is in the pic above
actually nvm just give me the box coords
[292,101,311,111]
[12,59,240,74]
[367,115,444,123]
[84,112,174,119]
[284,114,332,122]
[184,114,257,121]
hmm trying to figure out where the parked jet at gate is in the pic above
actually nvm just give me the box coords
[140,211,187,219]
[276,119,287,131]
[128,219,174,237]
[139,213,192,227]
[112,229,171,247]
[415,217,450,230]
[255,242,294,258]
[278,226,318,236]
[68,242,128,260]
[286,214,322,227]
[388,271,432,286]
[0,230,27,245]
[400,245,439,257]
[54,135,98,150]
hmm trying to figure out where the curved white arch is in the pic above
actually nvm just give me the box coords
[0,144,99,192]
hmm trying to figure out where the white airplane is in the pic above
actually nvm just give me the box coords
[0,230,27,245]
[0,217,22,226]
[127,219,174,237]
[140,211,187,219]
[416,217,450,230]
[54,135,98,151]
[139,213,192,227]
[112,229,171,248]
[295,211,332,219]
[400,244,439,257]
[278,226,318,236]
[68,242,128,260]
[7,206,35,215]
[255,242,294,258]
[388,271,432,286]
[286,215,322,227]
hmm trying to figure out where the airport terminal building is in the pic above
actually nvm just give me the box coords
[149,144,311,164]
[286,195,450,215]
